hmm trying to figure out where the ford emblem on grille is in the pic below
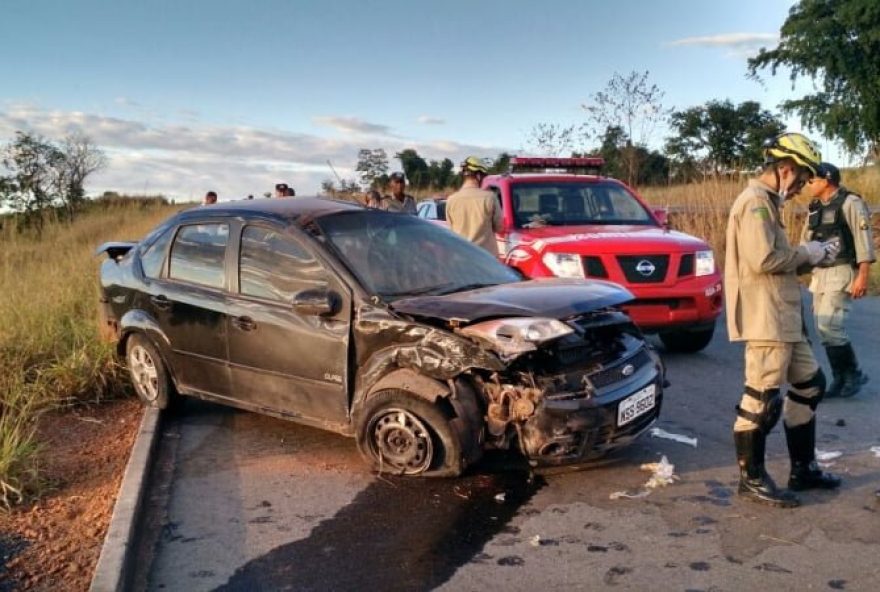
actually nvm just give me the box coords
[621,363,635,376]
[635,259,656,276]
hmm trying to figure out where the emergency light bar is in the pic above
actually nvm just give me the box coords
[509,156,605,175]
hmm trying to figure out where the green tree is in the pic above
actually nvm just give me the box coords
[666,100,785,178]
[582,70,669,185]
[1,132,64,232]
[489,152,513,174]
[395,148,429,190]
[426,158,455,189]
[355,148,389,189]
[748,0,880,160]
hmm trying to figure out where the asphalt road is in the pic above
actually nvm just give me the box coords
[134,296,880,592]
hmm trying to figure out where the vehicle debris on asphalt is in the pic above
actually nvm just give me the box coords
[816,449,843,462]
[649,427,698,448]
[609,455,679,499]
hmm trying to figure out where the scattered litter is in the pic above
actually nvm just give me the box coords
[642,456,679,488]
[816,449,842,462]
[610,455,679,500]
[494,493,506,503]
[609,490,652,500]
[650,428,698,448]
[818,462,835,470]
[870,446,880,458]
[530,535,541,547]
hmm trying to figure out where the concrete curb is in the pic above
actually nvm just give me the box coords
[90,406,162,592]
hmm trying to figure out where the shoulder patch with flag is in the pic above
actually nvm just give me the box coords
[751,206,770,221]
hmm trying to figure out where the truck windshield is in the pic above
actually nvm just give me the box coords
[315,211,520,301]
[511,181,654,228]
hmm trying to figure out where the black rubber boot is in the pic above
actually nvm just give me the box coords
[785,418,842,491]
[823,345,846,398]
[837,343,868,399]
[734,430,799,507]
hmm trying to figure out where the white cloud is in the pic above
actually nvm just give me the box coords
[417,115,445,125]
[667,32,778,57]
[0,105,507,199]
[312,115,393,136]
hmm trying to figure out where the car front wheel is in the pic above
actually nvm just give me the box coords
[356,390,468,477]
[126,333,174,409]
[659,325,715,353]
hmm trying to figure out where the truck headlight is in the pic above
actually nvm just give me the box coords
[695,250,715,277]
[458,317,574,356]
[541,253,584,278]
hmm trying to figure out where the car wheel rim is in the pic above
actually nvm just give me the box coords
[128,344,159,402]
[369,408,433,474]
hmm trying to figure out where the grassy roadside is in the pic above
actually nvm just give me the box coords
[638,167,880,295]
[0,198,183,505]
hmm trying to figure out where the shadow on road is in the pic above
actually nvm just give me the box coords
[214,464,545,592]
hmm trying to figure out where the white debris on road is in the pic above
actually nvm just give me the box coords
[816,449,843,462]
[870,446,880,458]
[610,455,679,500]
[649,427,698,448]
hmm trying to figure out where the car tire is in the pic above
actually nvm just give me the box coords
[659,325,715,353]
[356,390,469,477]
[126,333,174,409]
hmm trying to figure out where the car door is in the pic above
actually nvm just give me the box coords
[226,223,351,425]
[150,221,232,396]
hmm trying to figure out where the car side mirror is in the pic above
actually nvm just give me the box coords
[653,207,670,229]
[292,288,339,317]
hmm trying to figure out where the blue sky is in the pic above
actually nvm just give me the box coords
[0,0,832,200]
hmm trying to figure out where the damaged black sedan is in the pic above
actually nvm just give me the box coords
[97,198,664,476]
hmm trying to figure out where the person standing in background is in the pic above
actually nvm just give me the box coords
[802,161,875,398]
[446,156,503,256]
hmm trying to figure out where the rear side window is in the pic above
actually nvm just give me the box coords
[140,227,173,279]
[168,224,229,289]
[239,226,325,302]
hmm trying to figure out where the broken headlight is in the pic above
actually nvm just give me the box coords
[458,317,574,356]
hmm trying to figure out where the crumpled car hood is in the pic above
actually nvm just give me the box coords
[390,278,633,323]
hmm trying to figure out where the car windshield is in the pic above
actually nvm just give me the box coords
[511,180,654,228]
[314,211,520,300]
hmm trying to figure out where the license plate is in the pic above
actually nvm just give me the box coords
[617,384,657,427]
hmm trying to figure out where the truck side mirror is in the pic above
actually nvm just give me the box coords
[653,208,670,229]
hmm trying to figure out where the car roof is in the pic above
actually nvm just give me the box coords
[176,197,365,226]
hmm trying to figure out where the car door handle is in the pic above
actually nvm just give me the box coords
[150,295,171,310]
[232,316,256,331]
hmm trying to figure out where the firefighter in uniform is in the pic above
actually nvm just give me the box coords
[725,132,842,508]
[801,162,874,398]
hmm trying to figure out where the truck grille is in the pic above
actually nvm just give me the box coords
[678,253,694,277]
[617,255,669,284]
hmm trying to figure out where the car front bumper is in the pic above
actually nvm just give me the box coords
[517,356,663,465]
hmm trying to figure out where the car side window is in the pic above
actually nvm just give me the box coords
[140,227,174,279]
[168,224,229,289]
[239,226,325,303]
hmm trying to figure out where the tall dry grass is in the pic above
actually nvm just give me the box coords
[0,198,183,505]
[637,167,880,293]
